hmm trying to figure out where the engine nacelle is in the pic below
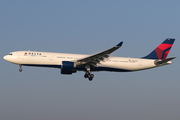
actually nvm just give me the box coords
[61,69,76,74]
[61,61,77,74]
[61,61,76,69]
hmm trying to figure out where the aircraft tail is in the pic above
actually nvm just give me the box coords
[143,38,175,60]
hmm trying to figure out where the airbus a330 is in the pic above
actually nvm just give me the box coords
[3,38,175,81]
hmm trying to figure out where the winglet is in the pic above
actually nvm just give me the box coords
[116,42,123,47]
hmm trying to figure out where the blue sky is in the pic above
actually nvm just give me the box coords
[0,0,180,120]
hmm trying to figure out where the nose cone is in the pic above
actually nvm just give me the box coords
[3,55,8,61]
[3,55,12,62]
[3,54,18,64]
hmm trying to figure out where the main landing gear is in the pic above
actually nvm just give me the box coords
[19,65,22,72]
[84,71,94,81]
[84,64,94,81]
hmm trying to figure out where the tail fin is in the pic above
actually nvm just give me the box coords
[143,38,175,60]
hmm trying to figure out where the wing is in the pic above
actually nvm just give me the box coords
[75,42,123,66]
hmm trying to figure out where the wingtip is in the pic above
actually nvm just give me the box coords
[116,42,123,47]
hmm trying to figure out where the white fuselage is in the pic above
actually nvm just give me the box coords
[3,51,170,72]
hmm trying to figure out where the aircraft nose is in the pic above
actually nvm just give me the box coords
[3,54,17,63]
[3,55,8,60]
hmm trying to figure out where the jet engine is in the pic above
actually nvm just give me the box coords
[61,61,77,74]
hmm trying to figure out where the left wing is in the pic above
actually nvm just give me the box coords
[75,42,123,66]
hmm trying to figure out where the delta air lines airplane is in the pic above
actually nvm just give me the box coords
[3,38,175,81]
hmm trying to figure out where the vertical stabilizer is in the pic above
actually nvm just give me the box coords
[143,38,175,60]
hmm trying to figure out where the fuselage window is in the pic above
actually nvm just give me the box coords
[8,53,13,55]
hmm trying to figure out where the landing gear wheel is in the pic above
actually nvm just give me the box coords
[88,74,94,81]
[90,74,94,78]
[84,71,90,78]
[89,77,93,81]
[84,74,88,78]
[19,68,22,72]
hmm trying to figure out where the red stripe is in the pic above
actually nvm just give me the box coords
[155,48,162,60]
[158,44,172,50]
[163,50,170,60]
[155,44,172,60]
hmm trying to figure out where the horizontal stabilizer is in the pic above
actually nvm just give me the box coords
[154,57,176,65]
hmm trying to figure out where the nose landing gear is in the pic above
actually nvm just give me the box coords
[19,65,22,72]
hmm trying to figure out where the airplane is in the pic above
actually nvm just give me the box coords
[3,38,175,81]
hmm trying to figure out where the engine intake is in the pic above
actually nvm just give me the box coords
[61,61,77,74]
[61,61,76,69]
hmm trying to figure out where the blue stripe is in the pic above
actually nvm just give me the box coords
[22,64,61,68]
[91,66,131,72]
[162,47,171,60]
[21,64,131,72]
[142,50,158,59]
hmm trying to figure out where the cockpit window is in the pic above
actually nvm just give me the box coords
[8,53,13,55]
